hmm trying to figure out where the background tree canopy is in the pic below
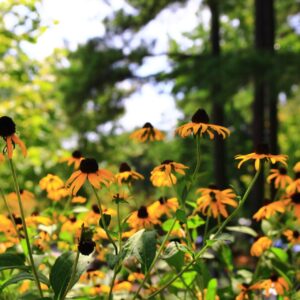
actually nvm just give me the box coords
[1,0,300,210]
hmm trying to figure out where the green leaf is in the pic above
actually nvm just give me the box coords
[187,215,205,229]
[269,247,288,263]
[1,271,49,291]
[123,229,157,274]
[0,253,29,272]
[186,201,197,208]
[206,278,218,300]
[50,251,91,299]
[162,242,185,272]
[172,271,197,289]
[220,245,233,272]
[162,219,180,232]
[99,214,111,228]
[226,226,257,237]
[175,209,187,223]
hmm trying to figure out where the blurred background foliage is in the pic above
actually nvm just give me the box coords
[0,0,300,212]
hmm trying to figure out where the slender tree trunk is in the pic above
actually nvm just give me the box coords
[253,0,275,211]
[208,0,227,188]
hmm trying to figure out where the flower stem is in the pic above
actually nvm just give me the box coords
[132,218,177,300]
[146,167,262,298]
[213,166,261,238]
[91,185,118,255]
[117,202,122,251]
[62,249,80,300]
[8,159,43,298]
[192,135,201,180]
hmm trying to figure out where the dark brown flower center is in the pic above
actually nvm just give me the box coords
[137,206,149,219]
[208,184,218,190]
[295,172,300,179]
[270,274,279,282]
[242,283,250,289]
[80,158,98,173]
[161,160,173,165]
[72,150,82,159]
[159,197,167,205]
[92,204,100,214]
[255,143,269,154]
[69,216,77,223]
[209,191,217,201]
[143,122,153,129]
[291,193,300,204]
[191,109,210,124]
[263,198,272,205]
[119,162,131,172]
[78,240,96,256]
[279,167,287,175]
[0,116,16,137]
[293,230,299,238]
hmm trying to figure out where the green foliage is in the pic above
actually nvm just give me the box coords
[49,252,91,300]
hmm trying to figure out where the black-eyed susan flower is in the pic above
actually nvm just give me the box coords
[251,275,289,297]
[60,150,84,170]
[150,160,188,187]
[284,229,300,244]
[115,162,144,185]
[175,108,230,139]
[235,283,253,300]
[130,122,164,142]
[235,144,288,170]
[267,167,292,189]
[250,236,272,257]
[66,158,113,195]
[71,196,87,204]
[148,197,179,218]
[293,162,300,173]
[286,172,300,194]
[195,186,237,218]
[253,200,287,221]
[47,187,70,202]
[287,192,300,220]
[0,116,27,159]
[6,189,36,214]
[127,206,160,230]
[39,174,64,192]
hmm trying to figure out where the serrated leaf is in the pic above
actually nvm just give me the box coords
[162,219,180,232]
[226,226,257,237]
[0,253,28,272]
[0,271,49,291]
[123,229,156,274]
[50,251,91,299]
[206,278,218,300]
[187,215,205,229]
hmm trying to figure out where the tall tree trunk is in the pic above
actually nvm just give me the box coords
[208,0,227,188]
[253,0,275,211]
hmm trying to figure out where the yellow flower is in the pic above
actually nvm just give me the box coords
[251,275,289,297]
[293,162,300,173]
[127,206,160,230]
[235,283,253,300]
[47,187,70,202]
[130,122,164,142]
[128,272,145,282]
[286,172,300,194]
[0,116,27,159]
[150,160,188,187]
[253,200,287,221]
[195,186,237,218]
[6,189,36,214]
[60,150,84,169]
[288,192,300,221]
[283,229,300,244]
[39,174,64,192]
[148,197,179,218]
[250,236,272,257]
[66,158,113,195]
[113,281,132,292]
[71,196,87,204]
[235,144,287,170]
[267,167,292,189]
[115,162,144,185]
[175,108,230,139]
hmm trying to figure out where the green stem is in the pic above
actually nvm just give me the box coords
[61,249,80,300]
[108,265,119,300]
[213,166,261,238]
[91,185,118,255]
[191,135,201,181]
[146,167,262,298]
[8,159,43,298]
[132,218,177,300]
[117,202,122,251]
[203,214,210,242]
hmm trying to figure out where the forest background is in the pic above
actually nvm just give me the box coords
[1,0,300,216]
